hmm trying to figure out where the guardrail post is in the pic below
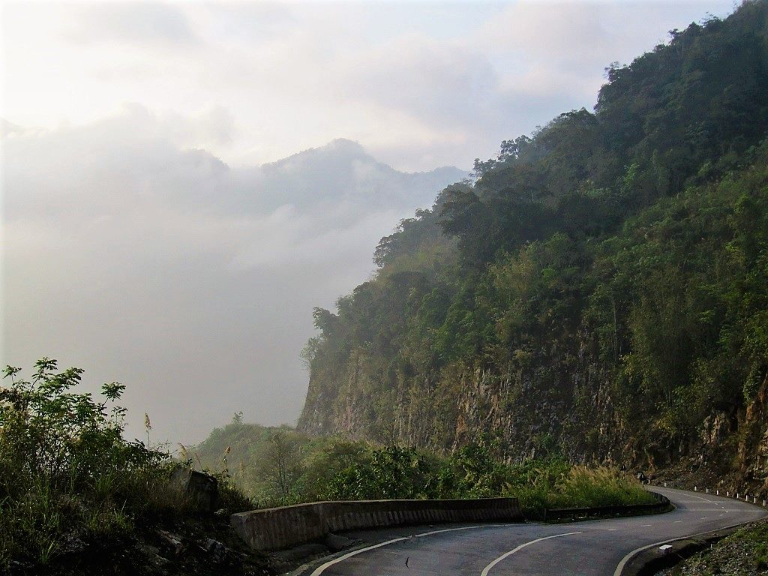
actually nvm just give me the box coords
[706,488,709,494]
[716,490,719,496]
[694,486,697,492]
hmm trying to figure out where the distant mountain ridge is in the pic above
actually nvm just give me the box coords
[254,138,468,211]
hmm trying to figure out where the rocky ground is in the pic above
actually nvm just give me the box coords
[8,511,274,576]
[8,509,357,576]
[657,519,768,576]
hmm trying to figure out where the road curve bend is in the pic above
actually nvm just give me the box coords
[293,487,767,576]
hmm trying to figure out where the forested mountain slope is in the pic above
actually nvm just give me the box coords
[298,0,768,491]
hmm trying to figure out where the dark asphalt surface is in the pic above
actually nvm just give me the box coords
[293,487,767,576]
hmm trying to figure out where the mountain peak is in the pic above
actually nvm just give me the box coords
[323,138,367,155]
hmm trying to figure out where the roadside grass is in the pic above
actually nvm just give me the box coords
[511,465,656,519]
[552,465,653,507]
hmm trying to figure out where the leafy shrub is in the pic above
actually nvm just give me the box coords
[0,359,217,569]
[323,445,437,500]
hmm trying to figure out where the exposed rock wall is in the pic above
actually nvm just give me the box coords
[739,376,768,491]
[299,341,768,498]
[299,335,627,463]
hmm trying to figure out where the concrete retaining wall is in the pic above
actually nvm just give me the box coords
[231,497,523,551]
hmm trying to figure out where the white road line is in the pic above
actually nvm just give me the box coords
[309,524,508,576]
[687,494,716,503]
[480,532,581,576]
[613,519,767,576]
[309,536,409,576]
[414,525,508,540]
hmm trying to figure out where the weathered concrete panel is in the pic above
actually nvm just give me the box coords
[231,497,523,551]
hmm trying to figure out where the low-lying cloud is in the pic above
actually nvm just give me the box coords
[2,106,465,444]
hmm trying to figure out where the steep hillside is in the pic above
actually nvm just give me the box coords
[299,0,768,495]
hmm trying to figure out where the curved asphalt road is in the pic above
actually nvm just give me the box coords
[294,487,767,576]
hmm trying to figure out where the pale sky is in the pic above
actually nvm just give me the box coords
[2,0,737,171]
[1,0,737,445]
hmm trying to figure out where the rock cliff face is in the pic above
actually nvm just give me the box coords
[299,337,768,499]
[299,333,623,462]
[739,376,768,490]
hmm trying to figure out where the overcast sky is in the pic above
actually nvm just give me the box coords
[1,0,736,445]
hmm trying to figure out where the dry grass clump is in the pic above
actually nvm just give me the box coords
[509,463,654,519]
[552,465,653,507]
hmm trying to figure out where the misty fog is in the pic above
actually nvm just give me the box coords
[2,108,464,443]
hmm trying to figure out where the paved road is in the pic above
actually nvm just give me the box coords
[294,487,767,576]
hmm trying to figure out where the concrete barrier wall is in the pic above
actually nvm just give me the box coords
[544,492,671,521]
[231,497,523,551]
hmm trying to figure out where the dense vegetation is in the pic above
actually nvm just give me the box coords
[193,419,653,520]
[0,360,253,574]
[299,0,768,483]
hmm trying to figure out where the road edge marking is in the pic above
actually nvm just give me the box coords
[480,532,581,576]
[309,536,410,576]
[614,486,768,576]
[309,524,511,576]
[612,519,766,576]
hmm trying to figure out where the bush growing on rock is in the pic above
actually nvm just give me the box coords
[0,358,251,571]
